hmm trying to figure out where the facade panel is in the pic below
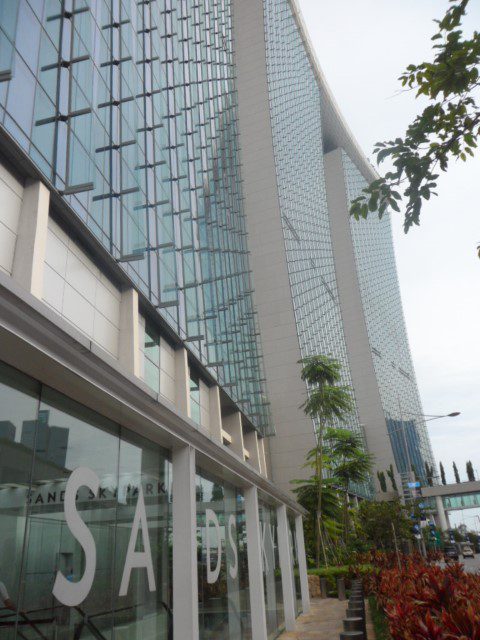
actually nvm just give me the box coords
[342,152,436,483]
[0,0,270,436]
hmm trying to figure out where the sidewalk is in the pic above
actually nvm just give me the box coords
[278,598,375,640]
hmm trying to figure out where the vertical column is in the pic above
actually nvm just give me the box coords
[208,385,223,441]
[295,515,310,614]
[435,495,449,531]
[222,411,245,458]
[258,437,267,477]
[277,505,296,630]
[244,429,261,472]
[175,347,191,416]
[245,486,268,640]
[12,179,50,298]
[172,445,199,640]
[119,288,140,377]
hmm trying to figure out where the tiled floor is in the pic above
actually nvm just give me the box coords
[278,597,375,640]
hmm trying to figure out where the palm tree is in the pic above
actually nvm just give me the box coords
[292,472,342,562]
[298,355,354,566]
[324,427,373,541]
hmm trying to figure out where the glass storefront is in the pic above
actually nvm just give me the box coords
[288,516,302,616]
[0,360,303,640]
[196,471,251,639]
[0,362,172,640]
[258,501,284,639]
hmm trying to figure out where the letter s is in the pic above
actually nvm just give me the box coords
[206,508,222,584]
[228,514,238,580]
[52,467,99,606]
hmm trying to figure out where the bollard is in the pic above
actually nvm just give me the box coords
[337,577,346,601]
[320,577,328,599]
[346,607,365,623]
[340,632,364,640]
[344,617,364,633]
[349,597,365,608]
[346,605,367,639]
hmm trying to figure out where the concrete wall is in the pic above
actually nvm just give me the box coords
[324,149,397,485]
[43,219,122,359]
[0,162,23,275]
[233,0,316,495]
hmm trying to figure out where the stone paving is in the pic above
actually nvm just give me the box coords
[278,597,375,640]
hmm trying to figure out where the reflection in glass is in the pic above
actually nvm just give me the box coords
[112,429,172,639]
[258,501,284,639]
[288,516,302,616]
[0,362,173,640]
[19,388,120,639]
[0,364,40,640]
[196,471,251,639]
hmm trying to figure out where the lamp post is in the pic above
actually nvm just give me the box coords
[386,408,461,498]
[404,411,460,422]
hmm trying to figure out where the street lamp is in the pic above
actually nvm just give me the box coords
[387,409,461,489]
[403,411,461,422]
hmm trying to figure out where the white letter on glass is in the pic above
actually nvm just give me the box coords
[119,486,156,596]
[52,467,99,606]
[228,514,238,580]
[206,508,221,584]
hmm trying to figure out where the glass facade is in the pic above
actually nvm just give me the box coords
[288,516,302,617]
[196,471,251,639]
[0,356,306,640]
[262,0,369,495]
[0,0,270,436]
[343,152,436,483]
[0,361,172,639]
[258,500,284,640]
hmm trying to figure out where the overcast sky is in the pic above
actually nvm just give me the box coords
[296,0,480,528]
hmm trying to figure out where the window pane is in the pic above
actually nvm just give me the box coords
[18,387,120,639]
[112,429,172,639]
[0,363,40,637]
[196,470,252,639]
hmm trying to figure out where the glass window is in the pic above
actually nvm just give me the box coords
[112,429,172,639]
[18,387,121,639]
[0,363,40,637]
[288,515,302,616]
[196,470,251,639]
[258,501,284,639]
[0,361,172,640]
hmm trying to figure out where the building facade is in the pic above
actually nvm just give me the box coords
[233,0,435,496]
[0,1,311,639]
[0,0,435,638]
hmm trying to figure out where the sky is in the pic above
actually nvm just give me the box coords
[296,0,480,529]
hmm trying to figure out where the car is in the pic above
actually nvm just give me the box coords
[462,545,475,558]
[443,544,459,562]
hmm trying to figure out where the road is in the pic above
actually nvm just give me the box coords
[461,554,480,573]
[439,553,480,573]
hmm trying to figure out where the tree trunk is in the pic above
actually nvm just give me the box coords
[315,420,327,566]
[343,485,349,544]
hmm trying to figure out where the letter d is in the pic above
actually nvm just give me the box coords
[53,467,99,606]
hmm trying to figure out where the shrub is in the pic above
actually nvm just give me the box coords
[369,556,480,639]
[308,564,374,596]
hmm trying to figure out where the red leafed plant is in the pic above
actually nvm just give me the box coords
[367,553,480,640]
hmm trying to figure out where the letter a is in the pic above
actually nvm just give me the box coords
[119,486,156,596]
[53,467,100,606]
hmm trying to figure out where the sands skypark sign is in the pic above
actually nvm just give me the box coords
[51,467,278,607]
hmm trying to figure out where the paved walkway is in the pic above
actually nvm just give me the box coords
[278,598,375,640]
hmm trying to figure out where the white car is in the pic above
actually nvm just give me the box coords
[462,545,475,558]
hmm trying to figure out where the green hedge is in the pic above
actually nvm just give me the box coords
[307,564,374,596]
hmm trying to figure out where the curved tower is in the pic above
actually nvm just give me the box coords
[233,0,435,496]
